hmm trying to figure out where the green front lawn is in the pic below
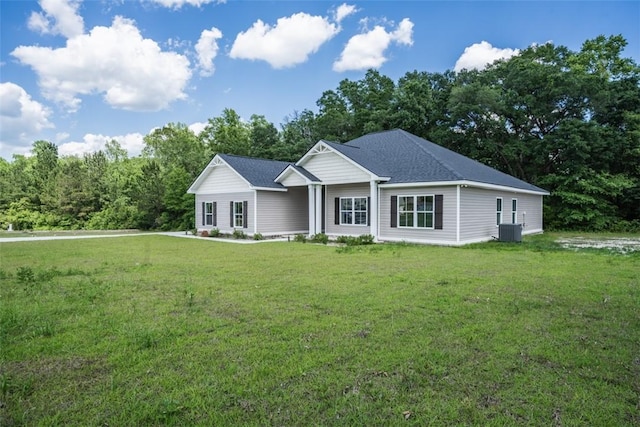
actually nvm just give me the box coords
[1,234,639,425]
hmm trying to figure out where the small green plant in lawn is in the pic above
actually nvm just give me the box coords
[293,233,307,243]
[232,229,246,239]
[209,228,221,237]
[184,289,195,307]
[16,266,35,283]
[336,234,375,246]
[309,233,329,244]
[253,232,263,241]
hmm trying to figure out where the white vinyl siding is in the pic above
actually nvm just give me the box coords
[278,170,308,187]
[195,192,254,234]
[302,151,371,184]
[459,187,543,243]
[379,186,456,243]
[195,164,250,194]
[256,187,308,235]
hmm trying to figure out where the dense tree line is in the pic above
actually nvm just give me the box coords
[1,35,638,231]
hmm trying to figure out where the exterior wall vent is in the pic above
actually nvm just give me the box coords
[498,224,522,242]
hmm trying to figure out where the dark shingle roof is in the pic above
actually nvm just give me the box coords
[289,165,321,182]
[219,154,290,189]
[337,129,546,193]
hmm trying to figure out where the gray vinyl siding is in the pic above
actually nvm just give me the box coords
[256,187,308,235]
[303,151,371,184]
[459,187,543,243]
[379,186,457,244]
[325,183,371,236]
[196,191,254,234]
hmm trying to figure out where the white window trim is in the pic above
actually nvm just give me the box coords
[339,196,368,226]
[511,198,518,224]
[233,201,243,228]
[204,201,214,226]
[496,197,503,226]
[398,195,435,229]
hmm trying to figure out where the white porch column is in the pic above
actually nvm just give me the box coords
[370,180,378,240]
[308,184,315,236]
[314,184,322,235]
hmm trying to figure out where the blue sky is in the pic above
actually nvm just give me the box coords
[1,0,638,160]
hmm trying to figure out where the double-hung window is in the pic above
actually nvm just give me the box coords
[340,197,368,225]
[398,195,434,228]
[204,202,214,226]
[233,201,244,227]
[511,199,517,224]
[496,198,503,226]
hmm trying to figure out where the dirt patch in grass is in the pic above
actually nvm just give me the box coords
[556,237,640,254]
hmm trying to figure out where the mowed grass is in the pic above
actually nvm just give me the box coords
[1,234,639,426]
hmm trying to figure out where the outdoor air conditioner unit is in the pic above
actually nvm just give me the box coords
[498,223,522,242]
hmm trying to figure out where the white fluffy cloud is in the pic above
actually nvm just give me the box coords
[454,41,520,72]
[195,27,223,76]
[229,12,341,68]
[28,0,84,38]
[0,82,54,158]
[188,121,208,135]
[334,3,358,23]
[333,18,414,72]
[12,16,192,113]
[148,0,222,8]
[58,132,145,157]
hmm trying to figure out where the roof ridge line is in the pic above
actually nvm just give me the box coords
[398,130,464,180]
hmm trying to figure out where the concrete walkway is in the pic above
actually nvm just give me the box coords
[0,231,289,244]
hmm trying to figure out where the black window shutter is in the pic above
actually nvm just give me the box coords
[201,202,205,226]
[230,201,234,227]
[435,195,443,230]
[334,198,340,225]
[390,196,397,228]
[212,202,217,226]
[243,201,248,228]
[367,196,371,226]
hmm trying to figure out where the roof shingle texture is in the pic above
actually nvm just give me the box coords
[333,129,546,192]
[218,154,290,189]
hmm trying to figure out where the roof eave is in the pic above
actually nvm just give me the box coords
[379,180,549,195]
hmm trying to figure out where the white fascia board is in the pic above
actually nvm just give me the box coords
[251,186,288,192]
[379,180,549,196]
[297,140,384,182]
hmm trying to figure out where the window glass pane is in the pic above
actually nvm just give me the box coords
[512,199,517,211]
[399,212,413,227]
[355,212,367,225]
[497,213,501,225]
[497,198,502,211]
[425,196,433,211]
[417,196,425,211]
[342,212,352,224]
[354,197,366,210]
[341,198,352,210]
[426,212,433,228]
[205,203,213,214]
